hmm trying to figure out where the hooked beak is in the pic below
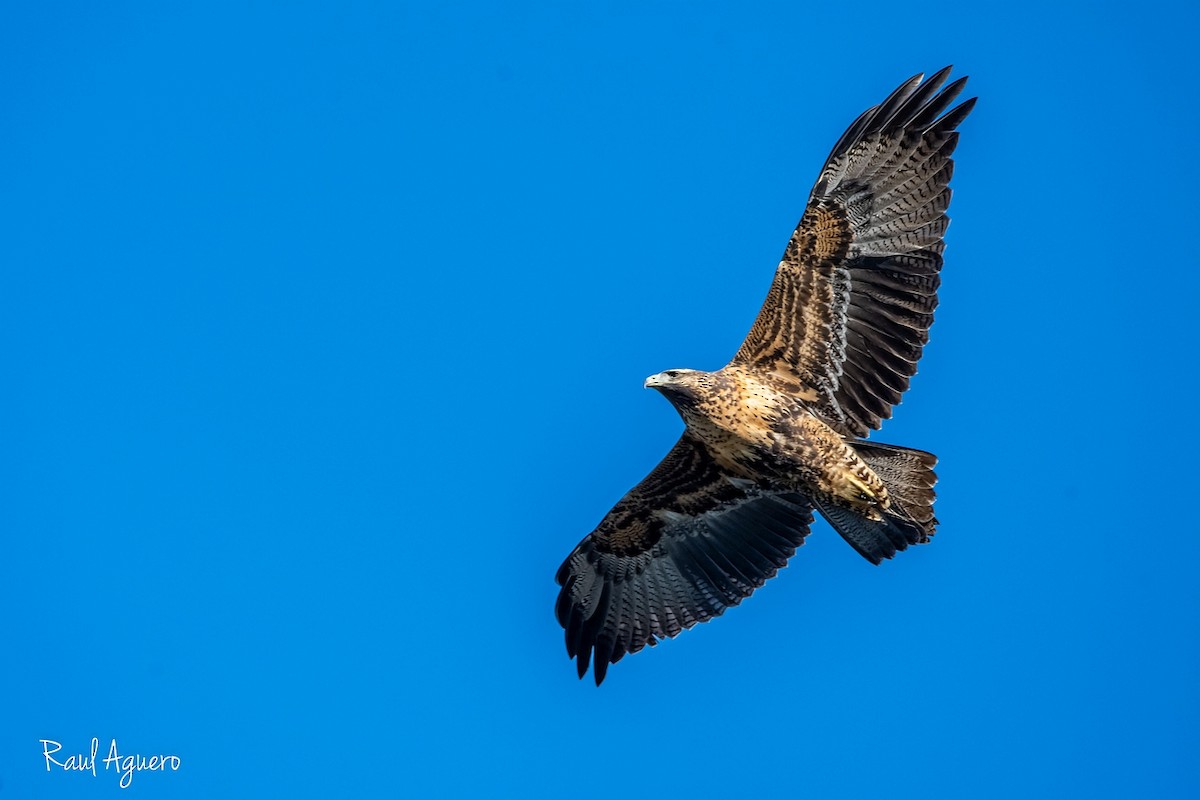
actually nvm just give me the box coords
[644,372,668,390]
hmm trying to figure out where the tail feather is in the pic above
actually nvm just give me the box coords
[817,441,938,565]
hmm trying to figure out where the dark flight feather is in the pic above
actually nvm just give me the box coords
[555,436,814,685]
[733,70,975,437]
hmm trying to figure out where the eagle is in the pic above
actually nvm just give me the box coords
[555,68,975,685]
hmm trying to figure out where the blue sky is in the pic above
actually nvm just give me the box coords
[3,1,1199,797]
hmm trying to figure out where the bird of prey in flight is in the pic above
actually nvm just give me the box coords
[555,68,975,685]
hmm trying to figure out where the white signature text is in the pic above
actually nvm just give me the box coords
[41,738,181,789]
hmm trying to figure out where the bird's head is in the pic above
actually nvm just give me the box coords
[644,369,713,411]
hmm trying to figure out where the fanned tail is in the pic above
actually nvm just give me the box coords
[816,441,938,565]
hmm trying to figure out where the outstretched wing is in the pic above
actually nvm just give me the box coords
[555,436,814,685]
[732,67,976,437]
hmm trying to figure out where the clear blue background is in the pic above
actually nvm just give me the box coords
[4,1,1198,797]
